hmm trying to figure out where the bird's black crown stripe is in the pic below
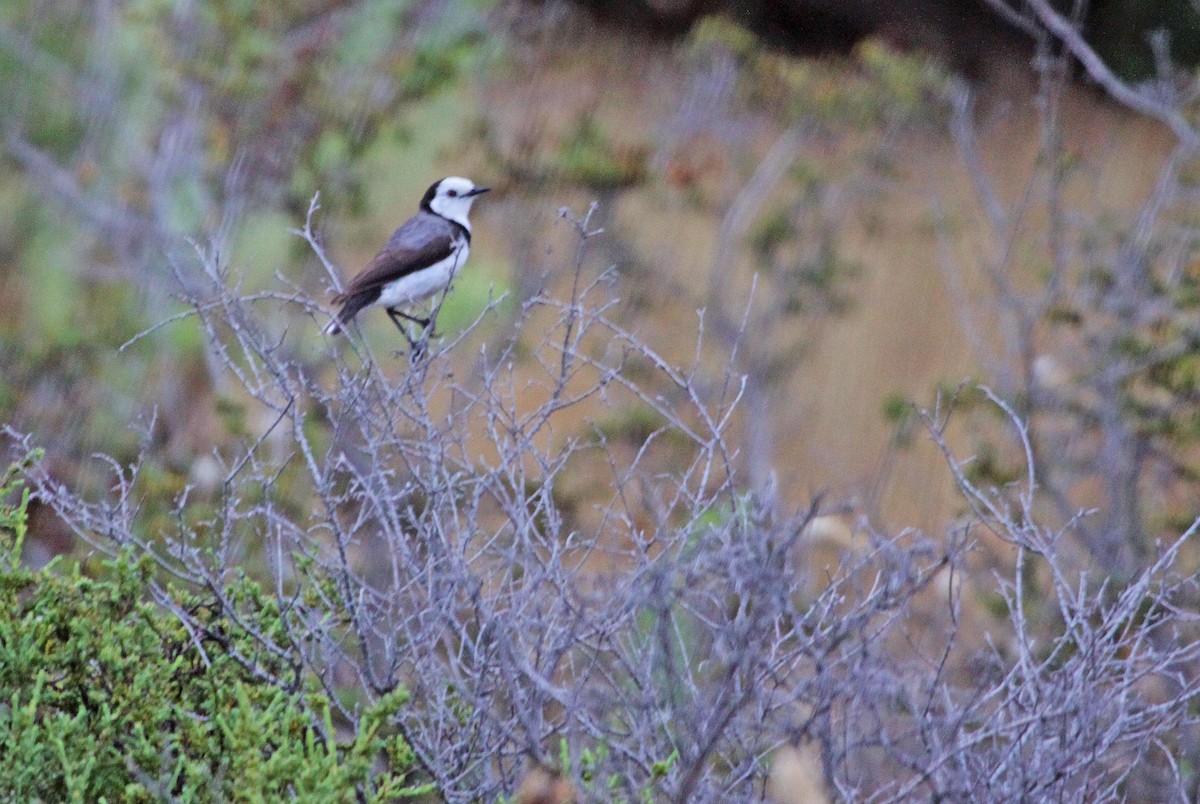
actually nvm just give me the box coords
[419,181,440,213]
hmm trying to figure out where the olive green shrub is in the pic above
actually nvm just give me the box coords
[0,457,424,803]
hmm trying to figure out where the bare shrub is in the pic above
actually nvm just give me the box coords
[7,192,1199,801]
[903,391,1200,802]
[914,5,1200,794]
[943,0,1200,579]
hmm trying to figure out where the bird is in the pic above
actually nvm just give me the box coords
[325,176,490,346]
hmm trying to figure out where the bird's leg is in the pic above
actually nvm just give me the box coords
[392,307,436,340]
[393,309,430,328]
[386,308,421,352]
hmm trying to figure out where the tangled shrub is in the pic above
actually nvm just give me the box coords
[0,456,424,802]
[5,205,1198,802]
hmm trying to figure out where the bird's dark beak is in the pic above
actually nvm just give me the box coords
[467,186,491,196]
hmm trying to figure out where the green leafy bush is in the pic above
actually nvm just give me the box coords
[0,456,426,802]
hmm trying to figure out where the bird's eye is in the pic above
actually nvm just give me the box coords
[447,190,458,198]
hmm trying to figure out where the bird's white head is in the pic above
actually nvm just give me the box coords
[422,176,490,231]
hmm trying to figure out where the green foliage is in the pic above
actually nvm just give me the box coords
[1044,222,1200,489]
[546,738,677,804]
[854,38,949,121]
[962,441,1024,489]
[745,170,860,322]
[0,457,424,802]
[0,452,37,565]
[687,19,950,130]
[0,4,89,157]
[881,393,917,447]
[556,114,649,190]
[686,16,760,62]
[593,404,670,446]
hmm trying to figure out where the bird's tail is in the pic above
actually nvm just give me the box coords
[325,293,365,336]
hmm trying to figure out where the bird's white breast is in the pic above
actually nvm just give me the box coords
[375,241,469,309]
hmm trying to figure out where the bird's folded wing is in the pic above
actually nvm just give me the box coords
[333,229,457,303]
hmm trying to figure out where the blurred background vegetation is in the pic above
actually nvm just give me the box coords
[4,0,1199,552]
[6,0,1200,798]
